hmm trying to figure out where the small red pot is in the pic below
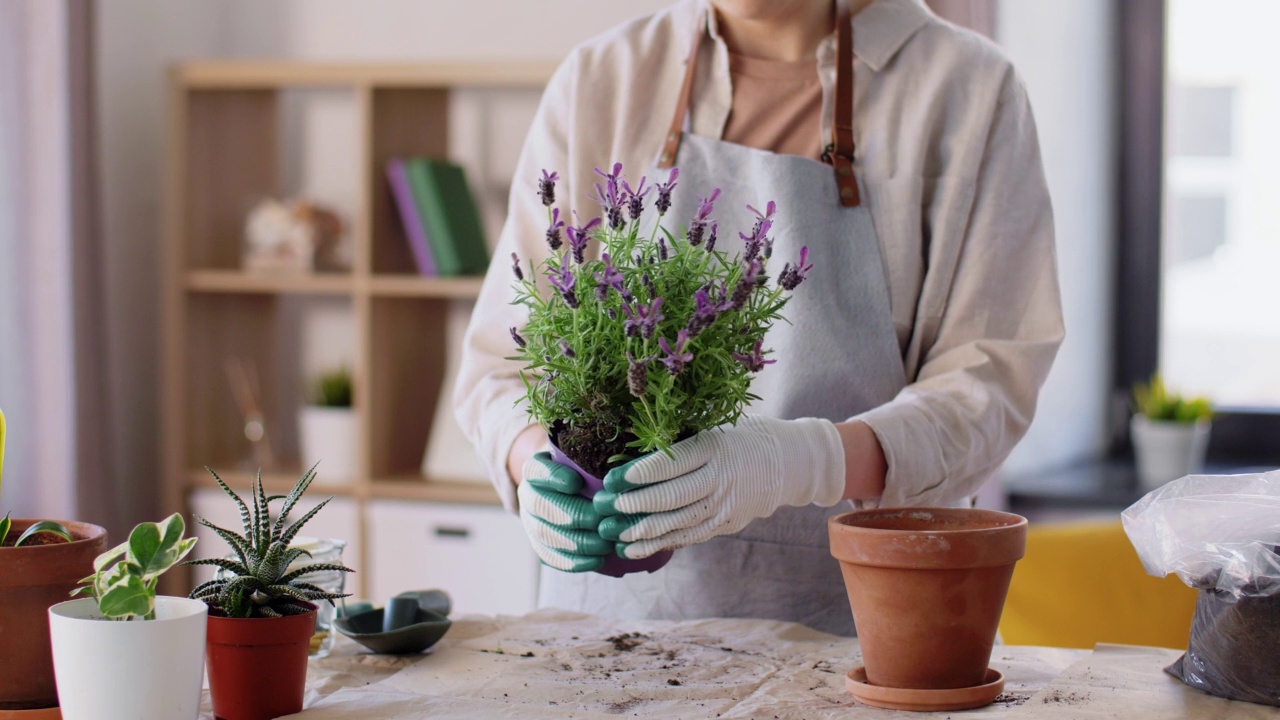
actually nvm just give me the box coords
[205,602,316,720]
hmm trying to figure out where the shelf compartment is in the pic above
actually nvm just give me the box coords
[187,270,354,295]
[368,296,448,478]
[368,88,450,274]
[184,89,280,271]
[368,274,484,298]
[370,478,499,505]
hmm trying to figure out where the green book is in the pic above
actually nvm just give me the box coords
[405,158,489,277]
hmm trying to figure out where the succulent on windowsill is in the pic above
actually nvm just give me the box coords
[1133,373,1214,424]
[184,465,353,619]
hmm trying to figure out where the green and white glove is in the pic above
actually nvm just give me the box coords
[518,452,612,572]
[593,415,846,560]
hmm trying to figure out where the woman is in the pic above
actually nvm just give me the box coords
[456,0,1062,636]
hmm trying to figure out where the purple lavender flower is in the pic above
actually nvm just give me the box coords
[545,208,566,251]
[510,252,523,281]
[510,327,526,348]
[778,246,813,291]
[685,286,720,337]
[627,352,657,397]
[538,169,558,207]
[559,339,576,359]
[687,188,721,246]
[566,215,601,264]
[642,272,656,298]
[654,168,678,215]
[621,301,641,338]
[621,176,650,222]
[729,259,763,310]
[733,338,776,373]
[740,201,777,262]
[705,222,718,252]
[592,165,626,230]
[593,252,625,301]
[658,329,694,375]
[658,237,669,261]
[547,260,579,308]
[632,297,664,339]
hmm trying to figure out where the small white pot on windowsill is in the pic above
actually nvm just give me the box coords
[299,405,357,483]
[1130,415,1212,492]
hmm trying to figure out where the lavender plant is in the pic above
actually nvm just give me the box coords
[510,164,812,478]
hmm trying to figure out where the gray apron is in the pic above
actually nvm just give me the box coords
[539,3,905,636]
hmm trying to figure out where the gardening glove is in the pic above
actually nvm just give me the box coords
[518,451,612,573]
[593,415,845,560]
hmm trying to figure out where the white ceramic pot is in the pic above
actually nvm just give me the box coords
[1131,416,1212,492]
[48,596,207,720]
[299,405,357,482]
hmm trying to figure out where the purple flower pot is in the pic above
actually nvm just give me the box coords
[549,443,674,577]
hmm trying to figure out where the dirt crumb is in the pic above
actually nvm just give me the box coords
[606,632,648,652]
[992,692,1031,707]
[667,678,682,686]
[1041,690,1090,705]
[605,697,642,714]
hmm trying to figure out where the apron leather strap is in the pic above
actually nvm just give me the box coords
[658,2,861,208]
[831,1,860,206]
[658,12,706,169]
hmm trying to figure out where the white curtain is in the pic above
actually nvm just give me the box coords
[0,0,113,529]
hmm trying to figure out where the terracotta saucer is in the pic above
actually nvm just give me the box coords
[845,666,1005,712]
[0,708,62,720]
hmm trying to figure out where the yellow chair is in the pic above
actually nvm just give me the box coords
[999,520,1198,649]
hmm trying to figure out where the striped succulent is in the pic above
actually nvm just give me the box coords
[184,466,352,619]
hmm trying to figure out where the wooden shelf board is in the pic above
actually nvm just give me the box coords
[369,275,484,299]
[370,477,500,505]
[176,62,556,90]
[186,270,354,296]
[187,468,358,498]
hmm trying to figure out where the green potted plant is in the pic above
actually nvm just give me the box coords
[48,514,202,720]
[509,164,811,576]
[185,466,352,720]
[298,367,355,483]
[1131,373,1213,491]
[0,408,108,718]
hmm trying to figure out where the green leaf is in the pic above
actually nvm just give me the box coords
[0,512,10,546]
[98,573,153,620]
[128,520,162,573]
[15,520,74,546]
[94,542,129,573]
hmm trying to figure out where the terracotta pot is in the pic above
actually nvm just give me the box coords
[548,442,673,577]
[0,520,107,712]
[828,508,1027,690]
[205,602,317,720]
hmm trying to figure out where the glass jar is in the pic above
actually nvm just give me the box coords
[217,535,349,658]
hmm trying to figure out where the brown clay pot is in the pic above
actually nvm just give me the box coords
[206,602,316,720]
[828,508,1027,690]
[0,520,107,713]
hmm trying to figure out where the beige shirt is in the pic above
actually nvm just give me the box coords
[455,0,1064,511]
[723,53,824,159]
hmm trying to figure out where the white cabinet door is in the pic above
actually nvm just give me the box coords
[186,489,361,588]
[367,500,537,616]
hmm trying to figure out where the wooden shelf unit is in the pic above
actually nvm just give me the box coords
[163,62,552,597]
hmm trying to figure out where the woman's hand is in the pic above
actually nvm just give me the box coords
[591,415,852,560]
[517,452,613,572]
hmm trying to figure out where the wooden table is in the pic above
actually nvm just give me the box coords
[198,610,1277,719]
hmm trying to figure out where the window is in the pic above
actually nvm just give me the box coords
[1117,0,1280,462]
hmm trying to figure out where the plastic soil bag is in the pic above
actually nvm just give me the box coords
[1122,470,1280,707]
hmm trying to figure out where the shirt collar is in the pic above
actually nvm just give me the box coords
[696,0,933,73]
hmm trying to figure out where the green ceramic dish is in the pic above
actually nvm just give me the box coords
[335,607,452,655]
